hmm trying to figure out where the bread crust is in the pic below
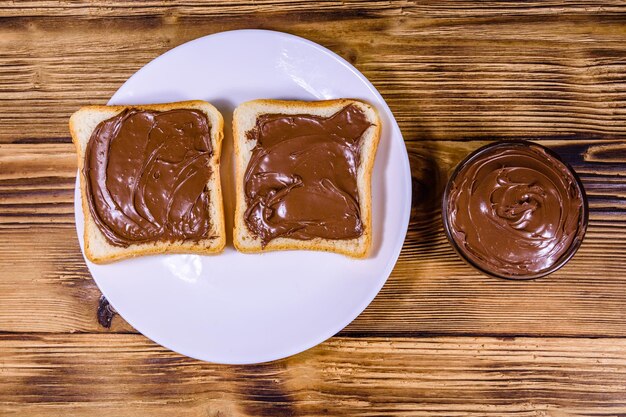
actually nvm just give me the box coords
[232,99,381,258]
[70,100,226,264]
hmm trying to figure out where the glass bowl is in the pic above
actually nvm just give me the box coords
[442,140,588,280]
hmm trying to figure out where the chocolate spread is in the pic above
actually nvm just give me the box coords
[243,105,372,246]
[445,142,586,278]
[84,108,213,247]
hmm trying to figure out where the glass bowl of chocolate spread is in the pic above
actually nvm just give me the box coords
[442,141,588,280]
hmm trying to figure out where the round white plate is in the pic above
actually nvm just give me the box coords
[74,29,411,364]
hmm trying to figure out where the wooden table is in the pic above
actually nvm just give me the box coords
[1,2,626,415]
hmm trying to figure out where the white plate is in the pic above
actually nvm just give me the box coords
[74,29,411,364]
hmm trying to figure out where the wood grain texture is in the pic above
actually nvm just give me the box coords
[1,140,625,335]
[2,1,626,415]
[1,334,626,416]
[0,2,625,142]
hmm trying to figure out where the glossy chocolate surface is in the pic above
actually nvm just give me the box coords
[243,105,371,246]
[84,108,213,247]
[444,141,587,279]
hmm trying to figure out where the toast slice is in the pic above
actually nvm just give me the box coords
[233,99,381,258]
[70,101,225,264]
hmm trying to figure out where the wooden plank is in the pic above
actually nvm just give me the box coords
[0,3,625,142]
[0,144,76,225]
[4,219,626,336]
[0,226,133,333]
[1,1,624,18]
[1,140,626,335]
[1,334,626,416]
[0,0,399,18]
[1,139,625,225]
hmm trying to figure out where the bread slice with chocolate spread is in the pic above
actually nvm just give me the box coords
[233,99,381,258]
[70,101,225,264]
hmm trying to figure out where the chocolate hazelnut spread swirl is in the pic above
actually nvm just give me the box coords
[84,108,213,247]
[445,142,586,278]
[244,105,372,246]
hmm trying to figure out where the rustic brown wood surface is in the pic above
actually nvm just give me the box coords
[1,1,626,415]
